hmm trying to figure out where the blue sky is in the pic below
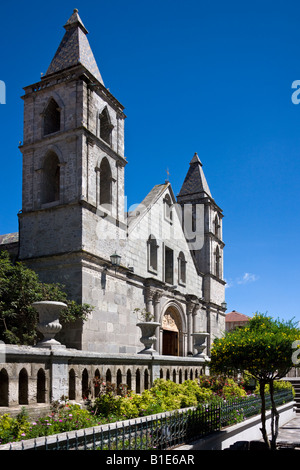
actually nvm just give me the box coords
[0,0,300,322]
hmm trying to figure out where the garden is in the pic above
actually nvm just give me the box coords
[0,374,294,446]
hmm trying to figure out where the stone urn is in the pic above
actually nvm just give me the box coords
[191,332,210,358]
[136,322,160,355]
[32,301,67,349]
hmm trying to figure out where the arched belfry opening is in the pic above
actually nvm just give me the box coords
[99,157,112,207]
[161,305,184,356]
[42,151,60,204]
[99,107,113,145]
[44,98,61,136]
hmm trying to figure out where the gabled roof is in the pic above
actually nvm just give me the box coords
[177,153,212,199]
[127,183,169,229]
[45,9,104,84]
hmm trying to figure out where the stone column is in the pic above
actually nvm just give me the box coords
[206,306,211,356]
[192,304,200,333]
[186,302,194,354]
[145,287,155,319]
[153,290,162,352]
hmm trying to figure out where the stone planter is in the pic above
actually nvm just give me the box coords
[191,332,210,358]
[32,301,67,349]
[136,322,160,355]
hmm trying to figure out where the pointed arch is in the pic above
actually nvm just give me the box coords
[135,369,141,394]
[99,157,112,207]
[37,368,46,403]
[126,369,132,391]
[144,369,149,390]
[69,369,76,400]
[117,369,122,394]
[19,368,28,405]
[99,107,113,145]
[163,194,173,222]
[215,245,221,278]
[82,368,89,399]
[44,98,61,136]
[147,234,158,273]
[106,369,112,383]
[214,214,220,238]
[160,300,186,357]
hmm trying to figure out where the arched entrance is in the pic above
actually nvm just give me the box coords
[162,306,184,356]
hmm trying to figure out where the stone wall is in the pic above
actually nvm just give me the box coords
[0,344,207,417]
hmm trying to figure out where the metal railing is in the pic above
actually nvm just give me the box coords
[1,389,294,450]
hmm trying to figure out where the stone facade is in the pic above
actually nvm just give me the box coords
[2,10,226,359]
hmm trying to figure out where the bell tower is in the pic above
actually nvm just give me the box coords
[177,153,226,347]
[18,9,127,306]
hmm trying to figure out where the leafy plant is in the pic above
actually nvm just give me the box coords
[0,251,93,345]
[210,312,300,449]
[134,308,154,322]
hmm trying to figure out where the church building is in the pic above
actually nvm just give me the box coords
[1,10,226,358]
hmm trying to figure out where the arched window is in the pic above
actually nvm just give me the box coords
[19,368,28,405]
[164,246,174,284]
[164,194,173,222]
[147,235,158,273]
[37,369,46,403]
[215,245,221,278]
[42,151,60,204]
[99,157,112,207]
[0,369,9,407]
[214,214,220,238]
[178,251,186,285]
[69,369,76,400]
[44,98,61,136]
[99,108,113,145]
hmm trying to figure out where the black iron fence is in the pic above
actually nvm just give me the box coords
[2,389,294,450]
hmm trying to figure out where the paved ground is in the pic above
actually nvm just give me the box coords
[275,416,300,449]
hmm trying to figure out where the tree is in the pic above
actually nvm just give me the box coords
[210,312,300,450]
[0,251,93,345]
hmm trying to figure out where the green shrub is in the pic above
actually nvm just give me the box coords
[222,378,247,399]
[254,379,295,396]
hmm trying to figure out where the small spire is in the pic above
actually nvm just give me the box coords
[45,10,104,84]
[64,8,88,34]
[190,152,202,166]
[177,153,212,198]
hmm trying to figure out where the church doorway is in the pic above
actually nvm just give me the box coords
[162,307,182,356]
